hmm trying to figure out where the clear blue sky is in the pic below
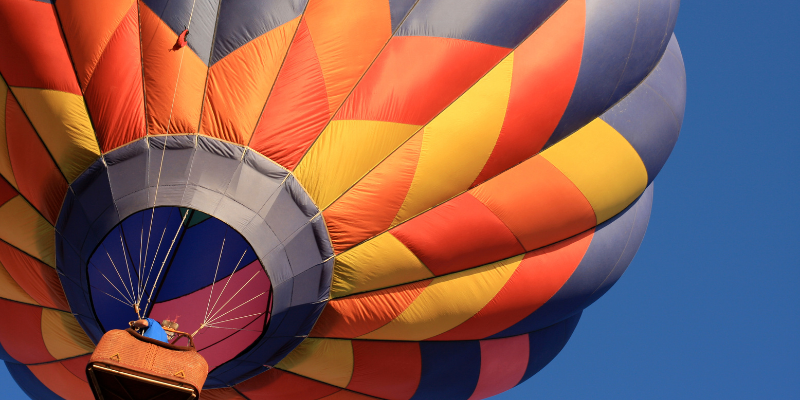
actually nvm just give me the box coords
[2,1,798,398]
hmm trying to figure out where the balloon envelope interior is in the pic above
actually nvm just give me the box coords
[55,136,333,386]
[88,206,272,372]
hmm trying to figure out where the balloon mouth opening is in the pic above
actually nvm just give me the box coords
[56,135,334,387]
[87,206,273,371]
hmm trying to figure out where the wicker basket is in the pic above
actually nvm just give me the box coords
[86,329,208,400]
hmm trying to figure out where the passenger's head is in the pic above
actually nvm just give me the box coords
[161,319,179,341]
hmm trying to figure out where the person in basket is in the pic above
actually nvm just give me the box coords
[129,318,169,343]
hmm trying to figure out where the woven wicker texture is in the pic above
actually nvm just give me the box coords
[90,330,208,391]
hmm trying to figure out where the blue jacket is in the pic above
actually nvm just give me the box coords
[141,318,168,343]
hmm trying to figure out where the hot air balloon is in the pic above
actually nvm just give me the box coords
[0,0,685,398]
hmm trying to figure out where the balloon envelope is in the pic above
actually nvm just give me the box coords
[0,0,685,398]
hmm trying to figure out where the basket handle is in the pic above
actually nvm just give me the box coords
[163,326,195,348]
[128,322,196,349]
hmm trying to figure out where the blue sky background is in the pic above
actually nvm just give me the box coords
[2,0,798,398]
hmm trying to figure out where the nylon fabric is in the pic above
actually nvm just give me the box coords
[311,280,431,339]
[331,233,433,297]
[294,120,421,208]
[389,0,417,31]
[139,2,207,134]
[322,0,585,249]
[293,36,510,209]
[5,94,67,224]
[0,0,687,396]
[588,0,680,109]
[250,0,396,170]
[390,194,525,276]
[541,118,648,223]
[5,362,64,400]
[56,135,331,386]
[519,313,581,382]
[276,338,354,388]
[319,390,378,400]
[577,186,654,309]
[336,34,676,308]
[209,0,307,65]
[28,360,94,400]
[333,37,508,125]
[0,258,39,305]
[469,156,595,252]
[249,18,331,169]
[55,0,135,89]
[235,368,341,399]
[491,186,652,338]
[59,355,92,383]
[306,0,393,115]
[241,316,579,399]
[600,35,686,184]
[473,0,585,185]
[548,0,679,145]
[201,16,301,144]
[80,4,146,152]
[323,134,423,254]
[414,341,481,399]
[259,325,578,400]
[431,230,592,341]
[393,54,514,224]
[396,0,566,49]
[0,0,81,94]
[0,79,17,189]
[467,335,530,400]
[140,0,221,66]
[359,255,522,341]
[0,240,69,310]
[149,219,259,302]
[0,299,52,364]
[0,196,55,267]
[40,309,95,360]
[148,260,270,370]
[0,176,16,207]
[10,88,99,183]
[347,340,421,399]
[201,388,248,400]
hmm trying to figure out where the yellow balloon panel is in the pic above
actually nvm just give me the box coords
[41,309,95,360]
[393,54,514,225]
[11,87,99,183]
[276,338,354,388]
[541,118,648,224]
[359,255,522,341]
[332,233,433,298]
[0,196,55,267]
[295,120,421,208]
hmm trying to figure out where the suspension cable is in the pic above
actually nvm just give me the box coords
[207,291,266,325]
[138,214,171,305]
[140,208,190,313]
[203,235,227,322]
[118,231,137,305]
[206,271,262,323]
[105,248,133,302]
[204,250,248,323]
